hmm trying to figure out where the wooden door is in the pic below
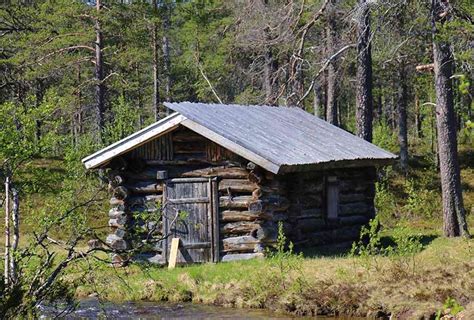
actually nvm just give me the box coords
[163,177,219,263]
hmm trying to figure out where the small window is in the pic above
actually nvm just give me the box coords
[327,176,339,220]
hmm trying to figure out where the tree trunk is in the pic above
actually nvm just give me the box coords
[326,0,338,126]
[152,22,160,121]
[73,65,83,147]
[431,0,469,237]
[162,3,171,113]
[95,0,105,142]
[313,81,324,118]
[397,64,409,172]
[263,48,275,104]
[136,62,144,127]
[150,0,161,120]
[397,35,408,173]
[35,79,44,144]
[10,187,19,284]
[355,0,373,142]
[415,92,423,139]
[4,176,10,286]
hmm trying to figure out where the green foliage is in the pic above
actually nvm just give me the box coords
[460,120,474,144]
[372,121,399,153]
[403,177,441,219]
[104,95,140,145]
[264,222,305,291]
[351,217,423,275]
[436,297,465,319]
[374,169,397,224]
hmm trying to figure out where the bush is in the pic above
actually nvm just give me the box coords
[403,177,441,219]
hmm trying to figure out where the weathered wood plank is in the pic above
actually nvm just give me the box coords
[219,196,253,209]
[181,166,248,179]
[339,202,373,216]
[126,181,163,194]
[221,252,264,262]
[296,217,325,233]
[248,195,290,212]
[113,186,129,200]
[222,236,259,252]
[220,210,270,222]
[219,179,258,193]
[339,215,370,226]
[339,193,368,203]
[221,221,261,235]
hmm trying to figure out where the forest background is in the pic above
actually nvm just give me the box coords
[0,0,473,318]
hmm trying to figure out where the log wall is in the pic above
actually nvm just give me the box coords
[284,167,376,247]
[103,125,378,264]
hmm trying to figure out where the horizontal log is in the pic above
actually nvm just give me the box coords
[339,215,370,226]
[219,179,258,193]
[249,195,290,212]
[110,197,125,207]
[109,216,127,228]
[294,194,323,208]
[106,234,128,250]
[126,181,163,194]
[221,252,264,262]
[114,228,126,238]
[248,170,264,184]
[339,202,373,216]
[333,226,363,241]
[339,180,370,193]
[220,196,253,209]
[222,236,259,252]
[304,230,332,246]
[221,210,286,222]
[255,221,279,242]
[113,186,129,200]
[330,167,376,179]
[181,166,248,179]
[146,159,222,166]
[289,182,324,194]
[252,181,287,198]
[108,208,126,219]
[221,221,261,235]
[298,208,323,219]
[305,226,363,246]
[220,210,271,222]
[339,193,368,203]
[127,195,163,207]
[296,217,325,233]
[108,174,124,188]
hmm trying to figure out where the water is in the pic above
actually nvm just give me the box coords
[39,298,306,319]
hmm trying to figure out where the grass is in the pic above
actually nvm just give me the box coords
[1,141,473,318]
[69,228,473,318]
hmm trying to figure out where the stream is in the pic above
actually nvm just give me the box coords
[39,298,314,319]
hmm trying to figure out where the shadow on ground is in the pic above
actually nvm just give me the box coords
[300,234,439,259]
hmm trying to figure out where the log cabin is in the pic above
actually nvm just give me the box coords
[82,102,396,265]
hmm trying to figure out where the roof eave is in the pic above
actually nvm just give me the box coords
[82,113,186,169]
[278,157,398,174]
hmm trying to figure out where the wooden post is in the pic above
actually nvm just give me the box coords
[10,187,19,283]
[168,238,181,269]
[4,176,10,286]
[211,177,220,262]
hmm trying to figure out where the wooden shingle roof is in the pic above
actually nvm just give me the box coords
[82,102,396,173]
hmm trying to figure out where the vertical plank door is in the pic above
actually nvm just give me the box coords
[163,177,218,263]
